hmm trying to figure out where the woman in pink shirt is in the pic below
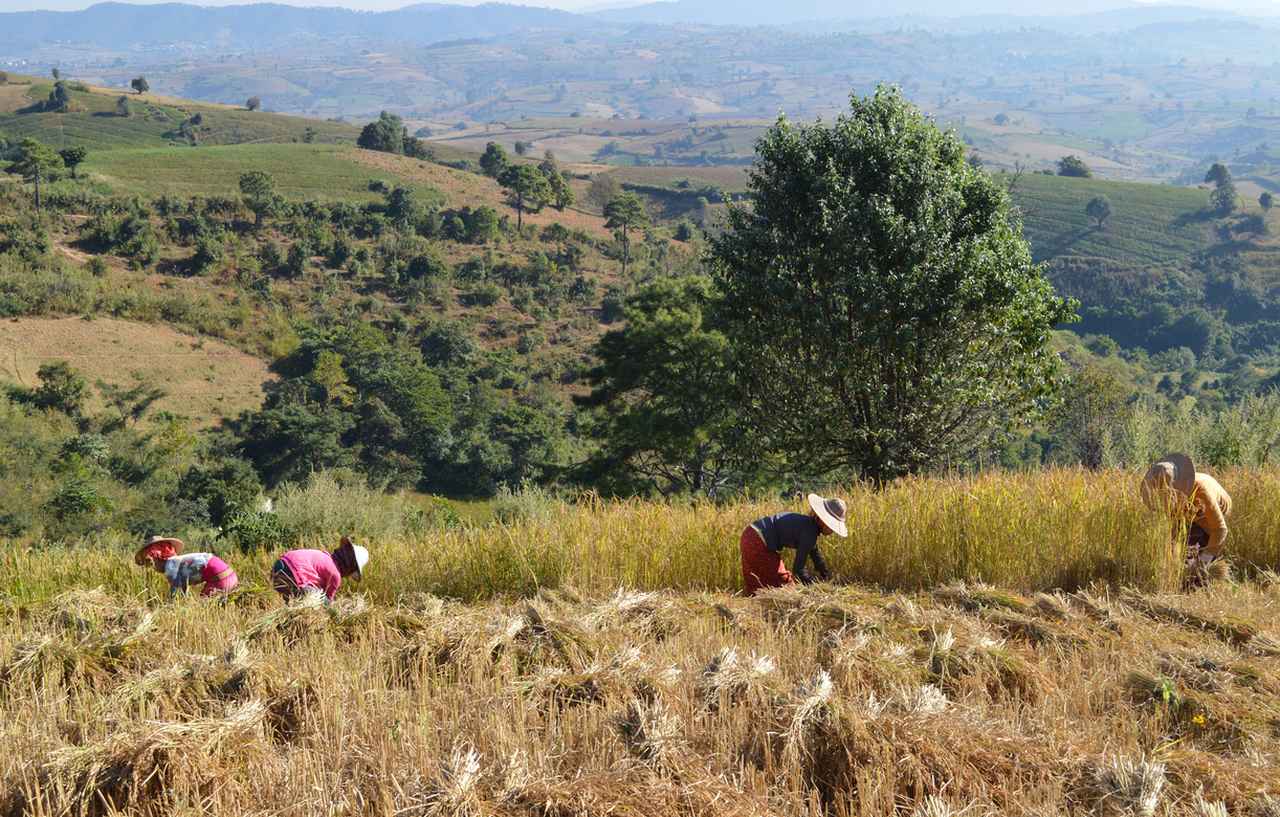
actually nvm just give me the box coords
[270,536,369,602]
[135,535,239,598]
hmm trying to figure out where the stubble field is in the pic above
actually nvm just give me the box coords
[3,468,1280,816]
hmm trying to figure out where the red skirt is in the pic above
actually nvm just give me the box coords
[200,556,238,596]
[740,526,794,596]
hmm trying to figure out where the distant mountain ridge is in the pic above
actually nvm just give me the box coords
[0,2,587,48]
[589,0,1148,25]
[0,0,1267,49]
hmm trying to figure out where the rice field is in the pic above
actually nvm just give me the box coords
[3,468,1280,815]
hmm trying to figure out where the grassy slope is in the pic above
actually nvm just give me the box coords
[0,316,272,428]
[0,77,357,151]
[1008,172,1214,267]
[3,81,633,416]
[84,144,441,203]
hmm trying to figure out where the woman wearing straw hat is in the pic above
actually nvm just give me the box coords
[740,493,848,595]
[270,535,369,603]
[134,535,239,598]
[1141,453,1232,575]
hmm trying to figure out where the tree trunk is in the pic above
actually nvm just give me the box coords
[516,193,523,230]
[33,170,41,210]
[621,225,629,276]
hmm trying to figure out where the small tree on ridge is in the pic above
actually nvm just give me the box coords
[1086,195,1112,229]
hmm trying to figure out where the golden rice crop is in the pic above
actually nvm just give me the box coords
[11,466,1280,607]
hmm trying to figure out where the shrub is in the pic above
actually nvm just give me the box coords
[44,476,112,522]
[178,458,263,528]
[462,282,502,307]
[222,509,297,554]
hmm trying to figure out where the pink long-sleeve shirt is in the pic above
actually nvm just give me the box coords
[279,549,342,601]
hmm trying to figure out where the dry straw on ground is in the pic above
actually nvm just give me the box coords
[4,468,1280,814]
[1,574,1278,816]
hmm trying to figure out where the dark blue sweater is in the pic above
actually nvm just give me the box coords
[750,512,830,583]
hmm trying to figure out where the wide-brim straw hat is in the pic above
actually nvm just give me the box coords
[335,536,370,581]
[134,535,183,566]
[807,493,849,538]
[1141,452,1195,511]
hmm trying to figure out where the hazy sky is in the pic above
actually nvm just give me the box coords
[0,0,1272,13]
[0,0,612,10]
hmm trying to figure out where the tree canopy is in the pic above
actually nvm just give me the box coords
[1085,195,1112,229]
[1057,155,1091,178]
[1205,163,1231,186]
[577,276,743,495]
[603,193,648,276]
[357,111,407,154]
[239,170,279,228]
[480,142,510,178]
[58,146,87,179]
[46,81,72,113]
[710,86,1075,482]
[7,138,64,209]
[499,164,552,230]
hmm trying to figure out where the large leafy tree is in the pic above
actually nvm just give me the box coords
[32,361,88,417]
[577,276,743,495]
[7,138,64,209]
[499,164,552,230]
[1057,155,1091,178]
[357,111,406,154]
[1049,363,1131,469]
[1085,195,1112,229]
[238,170,279,229]
[710,86,1075,483]
[479,142,510,178]
[603,192,648,276]
[539,153,575,211]
[46,81,71,112]
[236,323,452,489]
[58,146,87,179]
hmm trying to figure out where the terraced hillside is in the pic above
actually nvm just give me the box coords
[1011,173,1214,268]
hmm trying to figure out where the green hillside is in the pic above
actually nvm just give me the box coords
[999,170,1280,398]
[1008,173,1213,268]
[0,77,356,151]
[84,144,440,203]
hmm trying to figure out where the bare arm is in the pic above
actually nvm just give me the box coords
[1198,496,1229,558]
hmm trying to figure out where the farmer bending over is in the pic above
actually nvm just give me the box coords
[1141,453,1231,573]
[271,536,368,602]
[135,535,238,598]
[740,493,848,595]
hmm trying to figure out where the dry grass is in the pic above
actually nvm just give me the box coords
[1,575,1278,816]
[0,316,271,427]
